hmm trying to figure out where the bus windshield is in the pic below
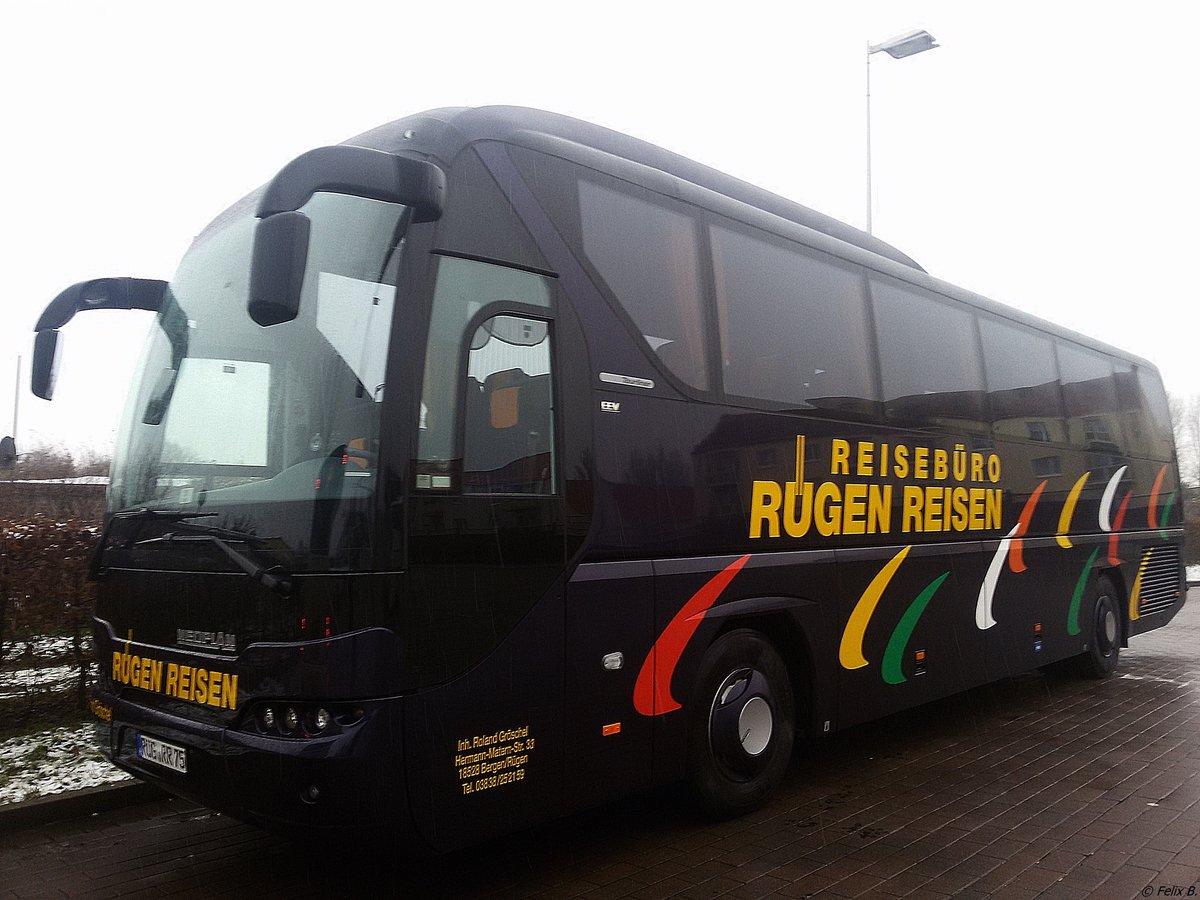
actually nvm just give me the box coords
[108,190,411,569]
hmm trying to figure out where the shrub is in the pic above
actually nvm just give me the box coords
[0,517,98,728]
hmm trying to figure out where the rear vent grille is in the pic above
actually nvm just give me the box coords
[1135,545,1183,616]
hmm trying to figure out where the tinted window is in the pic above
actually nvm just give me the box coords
[1056,342,1124,452]
[710,224,878,416]
[579,180,708,389]
[872,278,986,427]
[1135,367,1175,461]
[417,257,552,490]
[463,315,555,494]
[979,316,1065,443]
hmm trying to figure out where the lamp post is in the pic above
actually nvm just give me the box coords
[866,29,939,234]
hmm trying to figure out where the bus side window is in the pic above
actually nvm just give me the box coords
[979,315,1066,445]
[578,179,709,391]
[1056,341,1127,460]
[709,223,879,418]
[462,315,555,495]
[415,256,552,491]
[872,276,988,429]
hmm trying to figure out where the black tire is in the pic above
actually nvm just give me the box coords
[686,629,794,819]
[1081,575,1121,679]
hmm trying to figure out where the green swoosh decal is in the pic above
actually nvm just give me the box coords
[882,572,950,685]
[1067,546,1100,637]
[1160,489,1177,540]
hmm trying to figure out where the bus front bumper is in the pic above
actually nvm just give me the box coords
[94,689,414,840]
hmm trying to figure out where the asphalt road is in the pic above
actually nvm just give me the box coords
[2,589,1198,899]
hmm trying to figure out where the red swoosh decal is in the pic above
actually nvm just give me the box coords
[1108,491,1131,565]
[633,555,750,716]
[1008,480,1047,573]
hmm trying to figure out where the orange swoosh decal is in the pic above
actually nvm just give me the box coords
[1147,465,1167,530]
[1008,480,1047,573]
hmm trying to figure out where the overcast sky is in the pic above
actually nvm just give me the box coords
[2,1,1197,455]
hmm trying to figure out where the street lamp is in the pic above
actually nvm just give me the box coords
[866,29,939,234]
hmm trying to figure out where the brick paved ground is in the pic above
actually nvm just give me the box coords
[2,588,1198,899]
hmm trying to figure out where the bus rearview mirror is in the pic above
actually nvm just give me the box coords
[247,145,445,328]
[30,276,165,402]
[248,211,311,327]
[31,328,61,401]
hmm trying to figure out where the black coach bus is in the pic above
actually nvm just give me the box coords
[32,106,1185,851]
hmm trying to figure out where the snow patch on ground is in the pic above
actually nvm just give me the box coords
[2,635,89,663]
[0,664,76,700]
[0,723,130,805]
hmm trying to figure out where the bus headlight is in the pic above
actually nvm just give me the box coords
[246,700,367,738]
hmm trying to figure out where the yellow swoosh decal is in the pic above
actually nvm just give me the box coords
[1056,472,1090,549]
[1129,550,1152,622]
[840,545,911,670]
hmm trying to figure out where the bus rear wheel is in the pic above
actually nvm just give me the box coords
[686,629,794,818]
[1081,575,1121,679]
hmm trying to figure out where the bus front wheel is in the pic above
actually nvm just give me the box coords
[686,629,794,818]
[1081,575,1121,679]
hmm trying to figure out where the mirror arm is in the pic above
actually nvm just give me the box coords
[31,277,166,401]
[34,277,166,331]
[255,146,445,223]
[248,146,445,328]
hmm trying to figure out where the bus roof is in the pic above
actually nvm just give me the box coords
[194,106,1158,379]
[348,105,927,273]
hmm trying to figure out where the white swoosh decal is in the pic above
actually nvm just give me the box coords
[977,524,1021,630]
[1099,466,1128,532]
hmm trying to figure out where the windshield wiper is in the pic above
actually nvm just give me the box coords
[93,509,293,597]
[90,507,218,579]
[151,531,293,597]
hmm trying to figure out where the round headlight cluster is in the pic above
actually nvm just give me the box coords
[251,702,364,739]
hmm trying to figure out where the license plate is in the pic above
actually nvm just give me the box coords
[136,733,188,774]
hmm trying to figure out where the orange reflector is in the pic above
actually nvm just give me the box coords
[914,650,926,662]
[602,722,621,737]
[1035,623,1042,633]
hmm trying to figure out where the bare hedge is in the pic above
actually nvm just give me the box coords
[0,517,98,727]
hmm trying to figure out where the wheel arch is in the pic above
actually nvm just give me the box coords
[699,596,818,739]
